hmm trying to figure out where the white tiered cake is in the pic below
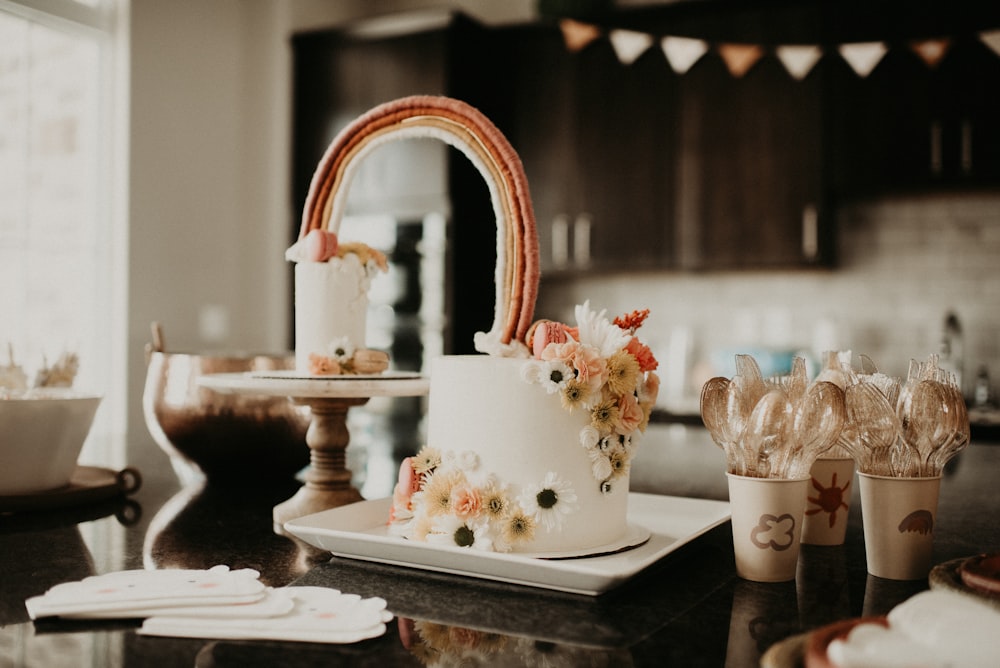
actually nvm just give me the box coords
[291,95,660,555]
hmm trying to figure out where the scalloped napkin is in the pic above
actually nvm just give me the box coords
[25,566,392,644]
[26,566,269,619]
[140,587,392,644]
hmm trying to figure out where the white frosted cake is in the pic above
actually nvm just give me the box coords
[291,251,377,374]
[389,302,660,555]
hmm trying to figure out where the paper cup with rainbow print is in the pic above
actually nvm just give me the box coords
[858,472,941,581]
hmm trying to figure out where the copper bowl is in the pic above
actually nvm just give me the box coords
[142,326,311,485]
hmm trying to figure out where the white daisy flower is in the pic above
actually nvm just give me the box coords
[574,300,631,358]
[326,336,355,363]
[425,514,493,551]
[533,359,573,394]
[519,472,578,532]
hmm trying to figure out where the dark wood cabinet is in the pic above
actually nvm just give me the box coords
[506,25,675,274]
[673,51,830,269]
[830,33,1000,194]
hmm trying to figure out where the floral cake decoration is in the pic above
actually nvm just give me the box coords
[388,301,659,553]
[523,300,660,490]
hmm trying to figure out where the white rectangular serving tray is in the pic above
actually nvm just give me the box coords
[284,492,730,596]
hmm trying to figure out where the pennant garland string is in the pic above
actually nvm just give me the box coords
[982,29,1000,58]
[718,43,765,78]
[550,19,1000,79]
[559,18,601,53]
[837,41,889,78]
[775,45,823,80]
[910,38,951,68]
[661,35,709,74]
[608,29,655,65]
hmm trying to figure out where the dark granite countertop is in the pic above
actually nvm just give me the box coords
[2,424,998,667]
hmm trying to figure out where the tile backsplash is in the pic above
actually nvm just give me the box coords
[536,190,1000,406]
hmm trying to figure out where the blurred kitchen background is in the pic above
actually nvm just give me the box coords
[2,0,999,474]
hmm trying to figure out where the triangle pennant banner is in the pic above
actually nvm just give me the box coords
[559,19,601,53]
[981,29,1000,58]
[838,41,888,77]
[718,43,764,78]
[609,29,654,65]
[775,45,823,80]
[661,35,709,74]
[910,38,951,68]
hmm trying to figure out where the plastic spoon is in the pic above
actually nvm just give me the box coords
[740,389,792,478]
[782,380,847,479]
[903,380,953,476]
[700,376,745,474]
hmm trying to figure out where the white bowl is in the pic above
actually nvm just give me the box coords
[0,389,102,495]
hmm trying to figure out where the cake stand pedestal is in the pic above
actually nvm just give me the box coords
[198,372,429,532]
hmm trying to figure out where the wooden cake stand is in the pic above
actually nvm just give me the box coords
[199,372,429,532]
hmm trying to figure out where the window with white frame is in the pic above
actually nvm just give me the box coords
[0,0,127,462]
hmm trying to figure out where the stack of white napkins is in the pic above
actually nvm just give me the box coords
[25,565,391,644]
[826,589,1000,668]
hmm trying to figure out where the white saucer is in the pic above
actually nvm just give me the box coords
[284,492,730,596]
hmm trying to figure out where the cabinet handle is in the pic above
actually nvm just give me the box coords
[574,214,591,267]
[930,120,943,176]
[801,204,819,261]
[961,119,973,175]
[552,214,569,268]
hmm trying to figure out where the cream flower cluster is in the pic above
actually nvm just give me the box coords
[521,302,660,491]
[387,447,578,553]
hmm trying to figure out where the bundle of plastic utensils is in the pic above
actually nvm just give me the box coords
[833,353,970,477]
[700,354,846,479]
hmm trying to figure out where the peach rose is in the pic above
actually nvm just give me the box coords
[617,392,644,434]
[450,483,482,520]
[308,354,341,376]
[546,341,604,393]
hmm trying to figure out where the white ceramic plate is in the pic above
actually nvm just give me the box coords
[284,492,730,596]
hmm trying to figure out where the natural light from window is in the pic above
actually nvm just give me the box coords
[0,0,126,463]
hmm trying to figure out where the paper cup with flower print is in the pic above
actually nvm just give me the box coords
[802,456,856,546]
[858,472,941,581]
[727,473,810,582]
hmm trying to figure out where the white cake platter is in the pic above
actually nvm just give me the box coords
[199,371,429,399]
[284,492,731,596]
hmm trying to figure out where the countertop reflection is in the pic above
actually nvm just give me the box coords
[1,423,998,667]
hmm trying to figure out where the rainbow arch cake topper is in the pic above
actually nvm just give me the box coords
[299,95,540,354]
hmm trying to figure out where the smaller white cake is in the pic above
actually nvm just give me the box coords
[293,256,372,373]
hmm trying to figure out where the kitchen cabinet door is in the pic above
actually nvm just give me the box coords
[674,51,829,269]
[508,25,674,274]
[830,34,1000,194]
